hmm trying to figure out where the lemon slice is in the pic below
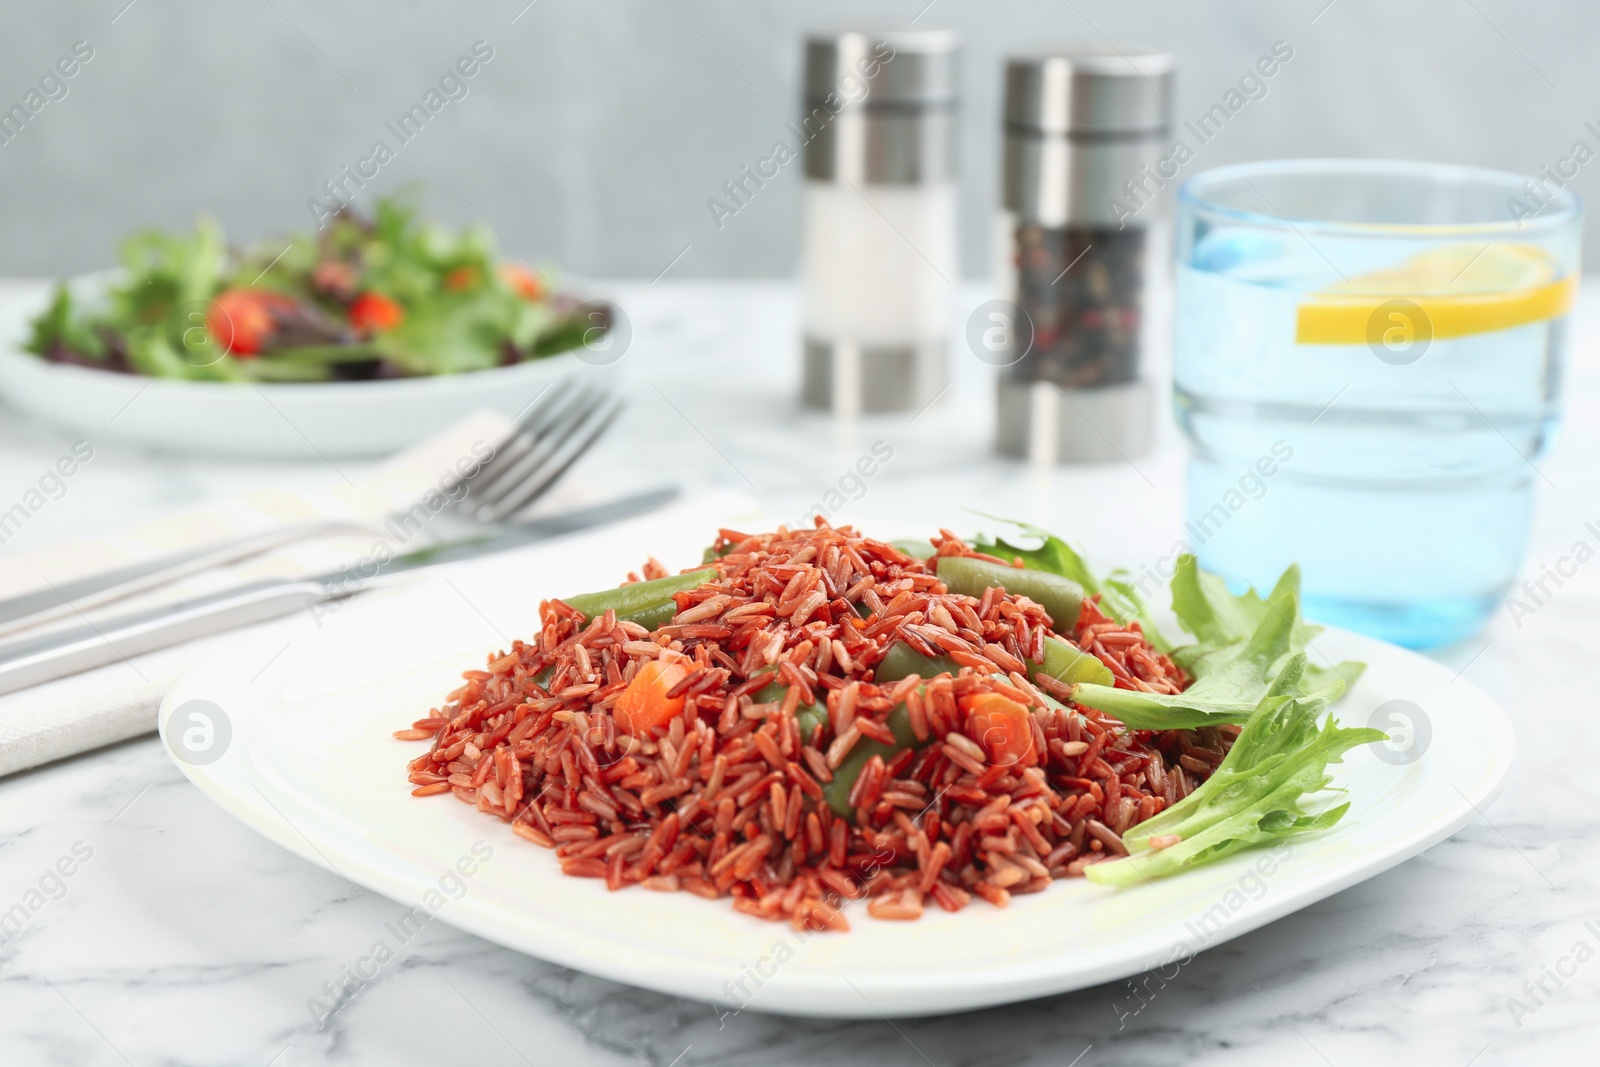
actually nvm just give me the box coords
[1294,244,1574,345]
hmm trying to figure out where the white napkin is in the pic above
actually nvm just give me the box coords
[0,411,591,778]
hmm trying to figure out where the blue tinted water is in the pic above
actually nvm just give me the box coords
[1174,235,1565,649]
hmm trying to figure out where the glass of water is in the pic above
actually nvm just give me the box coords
[1174,159,1581,649]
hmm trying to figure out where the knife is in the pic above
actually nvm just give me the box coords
[0,519,376,639]
[0,487,677,697]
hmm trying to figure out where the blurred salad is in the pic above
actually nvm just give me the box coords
[25,194,605,381]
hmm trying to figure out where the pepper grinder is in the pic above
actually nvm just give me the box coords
[800,28,960,416]
[995,50,1175,462]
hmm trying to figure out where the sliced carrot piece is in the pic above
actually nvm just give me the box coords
[960,692,1036,768]
[614,660,689,737]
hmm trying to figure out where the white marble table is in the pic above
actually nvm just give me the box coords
[1,282,1596,1066]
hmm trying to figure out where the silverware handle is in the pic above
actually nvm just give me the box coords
[0,520,370,639]
[0,579,333,697]
[0,487,681,697]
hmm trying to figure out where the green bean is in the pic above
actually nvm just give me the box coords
[1040,635,1114,687]
[821,704,923,816]
[561,568,715,629]
[752,678,828,740]
[618,600,684,632]
[797,703,829,740]
[877,619,1109,692]
[873,641,961,683]
[935,555,1084,634]
[754,666,932,815]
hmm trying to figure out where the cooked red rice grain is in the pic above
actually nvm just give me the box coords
[855,717,898,746]
[867,888,925,920]
[1064,854,1104,877]
[973,882,1011,907]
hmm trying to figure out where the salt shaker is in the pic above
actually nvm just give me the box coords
[995,51,1175,462]
[800,28,960,415]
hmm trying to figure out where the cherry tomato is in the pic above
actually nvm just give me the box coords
[348,291,405,333]
[206,288,297,357]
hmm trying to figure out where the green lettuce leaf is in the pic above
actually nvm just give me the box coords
[1070,566,1364,729]
[1168,553,1287,649]
[374,290,510,375]
[25,284,105,362]
[1166,556,1363,704]
[1169,556,1323,659]
[1085,661,1386,886]
[963,521,1383,888]
[1070,581,1303,729]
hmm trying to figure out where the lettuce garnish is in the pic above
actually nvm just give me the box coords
[1085,658,1386,886]
[969,517,1384,884]
[1072,561,1364,730]
[970,518,1363,729]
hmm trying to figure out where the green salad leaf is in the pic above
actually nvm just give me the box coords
[1169,556,1338,675]
[962,516,1384,887]
[1070,579,1303,730]
[1085,659,1387,886]
[1071,561,1365,729]
[1168,552,1287,650]
[376,289,511,376]
[27,285,104,362]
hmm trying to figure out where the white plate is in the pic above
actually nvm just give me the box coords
[0,279,605,459]
[159,494,1514,1017]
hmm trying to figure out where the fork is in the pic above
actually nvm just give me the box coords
[0,379,623,638]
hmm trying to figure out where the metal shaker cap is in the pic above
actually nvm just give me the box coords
[1004,51,1174,135]
[1002,49,1174,226]
[804,28,959,109]
[802,27,960,185]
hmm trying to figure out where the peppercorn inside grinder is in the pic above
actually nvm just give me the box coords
[995,51,1175,462]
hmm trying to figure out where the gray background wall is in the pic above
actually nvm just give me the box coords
[0,0,1594,280]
